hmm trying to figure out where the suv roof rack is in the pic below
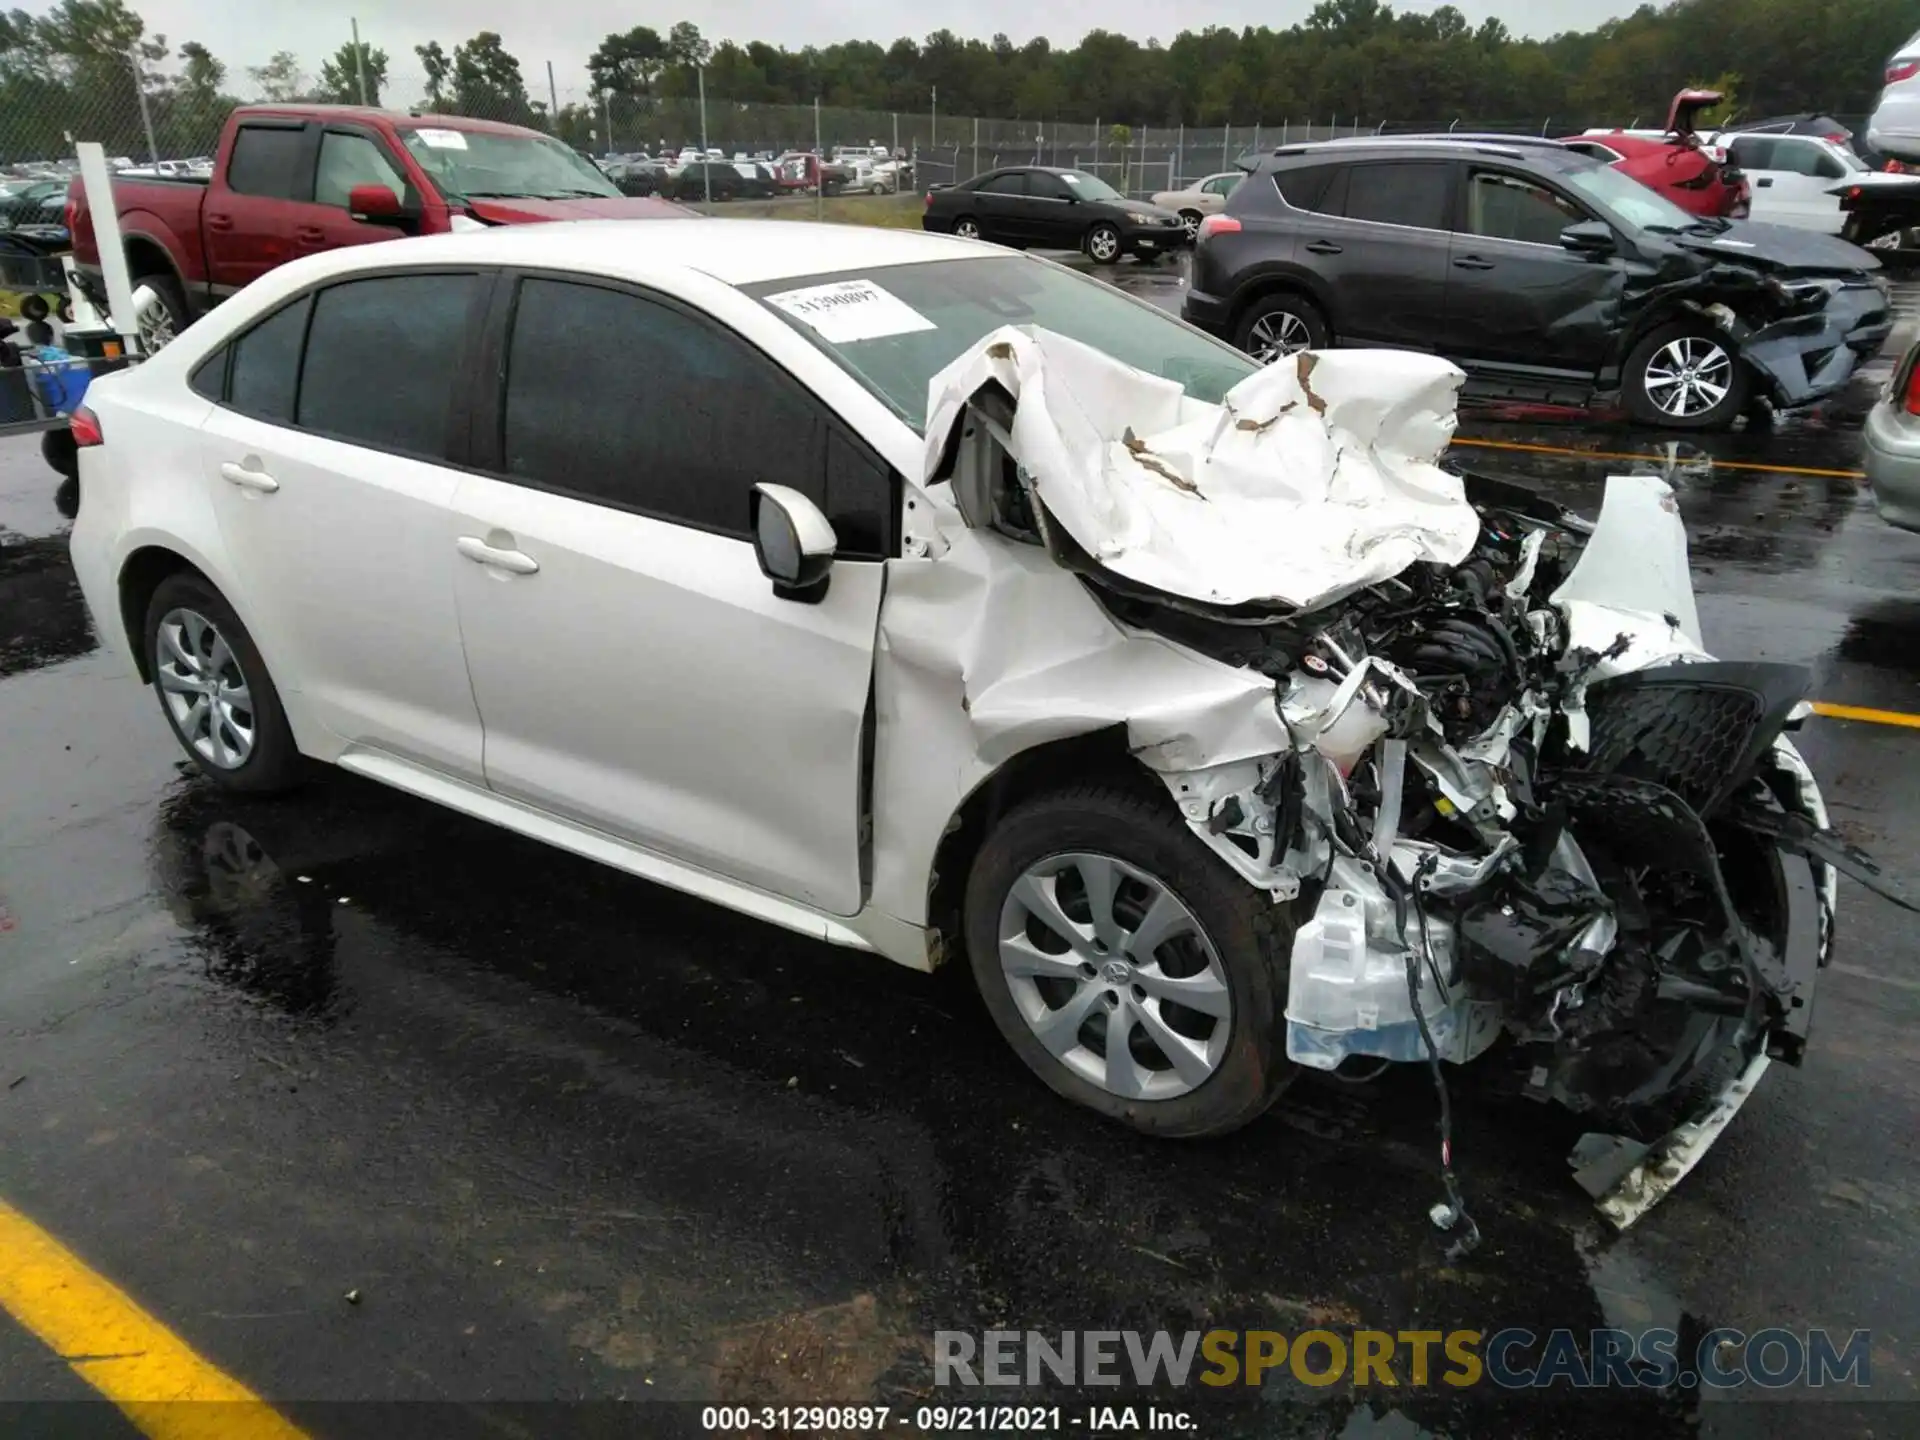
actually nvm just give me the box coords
[1273,134,1569,159]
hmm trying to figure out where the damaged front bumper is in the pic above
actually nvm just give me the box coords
[1725,281,1894,410]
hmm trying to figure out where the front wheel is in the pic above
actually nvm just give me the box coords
[1623,321,1748,429]
[1179,209,1203,243]
[1085,223,1123,264]
[964,783,1296,1138]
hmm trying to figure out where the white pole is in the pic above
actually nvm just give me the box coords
[601,90,612,154]
[972,115,978,182]
[546,61,559,131]
[350,19,368,106]
[931,85,937,149]
[815,97,823,219]
[1176,122,1183,185]
[77,143,140,351]
[127,47,158,164]
[1222,122,1230,169]
[698,66,710,203]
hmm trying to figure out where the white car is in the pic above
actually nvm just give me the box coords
[1869,27,1920,161]
[1149,172,1244,241]
[1718,131,1920,243]
[67,221,1849,1197]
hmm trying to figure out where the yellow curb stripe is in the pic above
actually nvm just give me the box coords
[0,1195,309,1439]
[1811,701,1920,730]
[1450,435,1868,481]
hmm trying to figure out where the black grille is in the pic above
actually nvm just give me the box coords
[1563,662,1810,819]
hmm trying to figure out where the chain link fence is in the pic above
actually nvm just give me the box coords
[0,55,1614,199]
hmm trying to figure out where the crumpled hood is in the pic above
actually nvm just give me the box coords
[922,327,1479,612]
[463,195,691,224]
[1676,219,1879,275]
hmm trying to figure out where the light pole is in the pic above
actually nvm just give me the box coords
[127,46,158,164]
[698,65,710,204]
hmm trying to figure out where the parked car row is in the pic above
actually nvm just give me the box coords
[922,166,1187,261]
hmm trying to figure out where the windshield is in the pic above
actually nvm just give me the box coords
[1557,160,1694,231]
[398,125,619,201]
[1058,170,1122,202]
[747,256,1257,432]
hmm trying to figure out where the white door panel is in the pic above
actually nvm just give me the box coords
[449,475,883,916]
[199,409,484,777]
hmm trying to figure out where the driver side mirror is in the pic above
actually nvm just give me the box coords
[348,184,413,230]
[1560,219,1616,257]
[750,483,836,603]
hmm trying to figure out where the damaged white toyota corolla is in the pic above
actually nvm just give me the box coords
[69,221,1905,1231]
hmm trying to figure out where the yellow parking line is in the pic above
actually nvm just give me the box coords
[0,1195,309,1439]
[1450,435,1868,481]
[1811,701,1920,730]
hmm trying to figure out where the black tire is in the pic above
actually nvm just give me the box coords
[41,425,76,481]
[952,215,982,240]
[132,270,190,354]
[143,572,303,794]
[1085,222,1123,264]
[964,782,1297,1138]
[1622,319,1748,430]
[19,292,47,322]
[1233,292,1330,363]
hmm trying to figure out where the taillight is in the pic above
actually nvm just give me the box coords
[1905,360,1920,416]
[924,191,933,207]
[1889,59,1920,84]
[64,197,77,231]
[1196,214,1242,241]
[69,406,102,447]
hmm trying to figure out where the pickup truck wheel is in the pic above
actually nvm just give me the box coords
[1624,321,1748,429]
[964,782,1296,1138]
[133,273,188,354]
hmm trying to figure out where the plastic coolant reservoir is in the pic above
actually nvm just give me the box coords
[1288,675,1389,775]
[1284,886,1498,1070]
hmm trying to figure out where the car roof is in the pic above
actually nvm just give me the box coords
[238,218,994,290]
[1267,136,1598,170]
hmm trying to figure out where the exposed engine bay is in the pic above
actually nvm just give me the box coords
[923,330,1915,1233]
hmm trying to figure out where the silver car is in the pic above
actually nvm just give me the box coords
[1868,28,1920,161]
[1864,337,1920,530]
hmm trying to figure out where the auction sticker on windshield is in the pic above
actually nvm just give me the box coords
[763,279,936,344]
[412,128,469,150]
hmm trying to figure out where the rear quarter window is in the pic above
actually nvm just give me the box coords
[1272,164,1338,213]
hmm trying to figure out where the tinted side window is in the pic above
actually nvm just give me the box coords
[189,349,227,402]
[227,294,311,423]
[297,275,476,458]
[501,278,833,539]
[1466,171,1586,245]
[1727,136,1777,170]
[1341,162,1453,229]
[1273,163,1337,212]
[977,172,1027,195]
[315,132,407,209]
[226,125,309,200]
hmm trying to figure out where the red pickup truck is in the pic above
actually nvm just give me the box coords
[69,104,684,346]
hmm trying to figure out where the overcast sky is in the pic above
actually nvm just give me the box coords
[111,0,1641,95]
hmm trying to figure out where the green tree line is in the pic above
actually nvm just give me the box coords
[4,0,1920,163]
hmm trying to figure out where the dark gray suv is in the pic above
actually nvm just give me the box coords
[1181,137,1892,428]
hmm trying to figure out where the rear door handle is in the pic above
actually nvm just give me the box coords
[218,460,278,493]
[1453,255,1497,270]
[294,225,325,244]
[205,213,234,232]
[457,535,539,575]
[1304,240,1343,254]
[1757,177,1774,188]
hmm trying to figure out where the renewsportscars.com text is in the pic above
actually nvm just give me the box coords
[934,1328,1871,1390]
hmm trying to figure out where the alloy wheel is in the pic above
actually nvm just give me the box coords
[156,607,255,770]
[1248,309,1313,363]
[955,218,981,239]
[135,292,176,354]
[1642,335,1733,419]
[997,851,1232,1101]
[1180,212,1201,241]
[1088,228,1121,263]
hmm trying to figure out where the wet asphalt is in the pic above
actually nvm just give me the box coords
[0,260,1917,1439]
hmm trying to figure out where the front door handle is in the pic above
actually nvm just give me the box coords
[218,460,278,493]
[1757,177,1774,188]
[1304,240,1343,254]
[457,535,540,575]
[205,213,233,232]
[294,224,325,244]
[1452,255,1497,270]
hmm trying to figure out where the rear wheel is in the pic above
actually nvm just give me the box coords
[1623,321,1748,429]
[964,783,1296,1138]
[132,271,189,354]
[953,215,982,240]
[1178,209,1203,243]
[1234,293,1330,363]
[143,573,302,793]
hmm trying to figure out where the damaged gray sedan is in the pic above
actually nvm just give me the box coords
[72,222,1906,1238]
